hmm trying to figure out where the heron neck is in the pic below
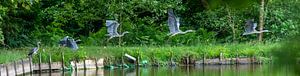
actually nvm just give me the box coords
[121,32,127,36]
[37,43,40,49]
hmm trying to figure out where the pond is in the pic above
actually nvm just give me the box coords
[25,64,296,76]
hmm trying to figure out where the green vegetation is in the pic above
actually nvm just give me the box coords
[0,43,277,64]
[0,49,27,64]
[0,0,299,47]
[0,1,299,73]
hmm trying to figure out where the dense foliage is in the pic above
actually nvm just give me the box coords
[0,0,299,47]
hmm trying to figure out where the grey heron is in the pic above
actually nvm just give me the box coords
[59,36,80,51]
[28,41,41,57]
[106,20,129,40]
[167,9,194,37]
[242,19,269,35]
[59,36,69,47]
[66,38,79,51]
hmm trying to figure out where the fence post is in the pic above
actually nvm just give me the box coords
[6,65,8,76]
[29,58,33,75]
[203,54,206,65]
[0,64,2,76]
[39,53,42,73]
[75,59,78,71]
[236,54,239,64]
[61,52,65,71]
[84,59,86,70]
[14,61,17,75]
[21,59,25,76]
[48,53,52,73]
[219,52,223,65]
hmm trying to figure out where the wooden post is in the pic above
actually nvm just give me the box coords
[84,59,86,70]
[202,54,205,65]
[186,56,189,65]
[6,65,8,76]
[121,53,124,68]
[14,61,17,75]
[219,52,223,65]
[95,58,98,69]
[21,59,25,76]
[236,54,239,64]
[39,53,42,73]
[251,56,254,64]
[49,53,52,73]
[75,59,78,71]
[29,58,33,74]
[136,55,140,67]
[61,52,65,71]
[0,64,2,76]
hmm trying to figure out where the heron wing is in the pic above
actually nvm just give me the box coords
[59,36,69,45]
[113,22,120,36]
[175,17,181,32]
[245,20,253,33]
[66,39,73,48]
[70,40,79,51]
[252,23,257,31]
[62,36,69,41]
[28,47,38,56]
[168,9,176,34]
[59,40,66,46]
[106,20,116,36]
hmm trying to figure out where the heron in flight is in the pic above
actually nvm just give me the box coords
[242,19,269,35]
[167,9,194,37]
[66,38,79,51]
[59,36,80,51]
[28,41,41,57]
[106,20,129,40]
[59,36,69,47]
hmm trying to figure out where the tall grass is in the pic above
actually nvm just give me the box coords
[0,49,27,64]
[0,43,278,64]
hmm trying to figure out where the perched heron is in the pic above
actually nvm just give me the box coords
[28,41,41,57]
[106,20,129,40]
[242,19,269,35]
[59,36,69,47]
[167,9,194,37]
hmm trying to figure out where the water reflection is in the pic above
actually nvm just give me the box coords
[26,64,296,76]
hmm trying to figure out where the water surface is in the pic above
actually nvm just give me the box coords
[26,65,296,76]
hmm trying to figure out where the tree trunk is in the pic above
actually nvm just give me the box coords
[258,0,265,41]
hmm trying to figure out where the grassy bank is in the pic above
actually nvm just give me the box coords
[0,43,278,64]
